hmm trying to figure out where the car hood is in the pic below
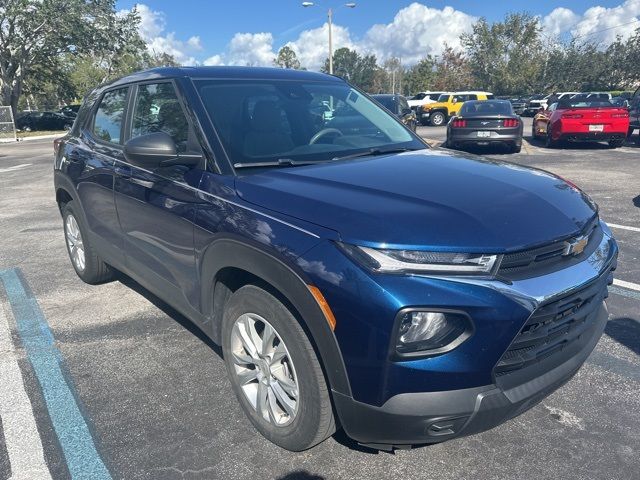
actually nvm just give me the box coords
[235,150,597,252]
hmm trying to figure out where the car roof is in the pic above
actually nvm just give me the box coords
[100,66,343,91]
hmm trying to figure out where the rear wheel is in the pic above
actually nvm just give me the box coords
[608,138,625,148]
[430,111,446,126]
[222,285,335,451]
[510,143,522,153]
[62,201,114,284]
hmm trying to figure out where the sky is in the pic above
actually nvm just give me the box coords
[115,0,640,69]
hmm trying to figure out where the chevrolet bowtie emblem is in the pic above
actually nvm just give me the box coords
[563,235,589,256]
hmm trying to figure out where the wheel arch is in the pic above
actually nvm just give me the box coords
[200,238,352,397]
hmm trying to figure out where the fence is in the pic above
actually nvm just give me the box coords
[0,106,16,143]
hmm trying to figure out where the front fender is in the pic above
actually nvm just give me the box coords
[199,237,352,396]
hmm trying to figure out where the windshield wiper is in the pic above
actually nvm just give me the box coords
[233,158,323,169]
[331,147,419,162]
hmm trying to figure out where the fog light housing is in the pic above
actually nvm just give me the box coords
[395,310,472,356]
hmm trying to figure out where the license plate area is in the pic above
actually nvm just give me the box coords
[476,131,491,137]
[589,125,604,132]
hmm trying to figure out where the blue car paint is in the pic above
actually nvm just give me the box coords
[54,67,618,446]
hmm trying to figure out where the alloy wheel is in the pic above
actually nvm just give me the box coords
[230,313,299,426]
[65,214,85,272]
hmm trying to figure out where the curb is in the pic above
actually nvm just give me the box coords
[16,134,64,142]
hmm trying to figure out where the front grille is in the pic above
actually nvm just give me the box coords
[494,273,609,379]
[498,219,599,279]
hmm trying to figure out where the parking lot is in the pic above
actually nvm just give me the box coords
[1,121,639,479]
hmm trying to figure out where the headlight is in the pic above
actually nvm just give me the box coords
[395,310,473,356]
[340,243,500,275]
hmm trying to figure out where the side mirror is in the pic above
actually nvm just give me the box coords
[124,132,177,169]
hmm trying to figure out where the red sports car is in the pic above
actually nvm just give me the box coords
[532,98,629,148]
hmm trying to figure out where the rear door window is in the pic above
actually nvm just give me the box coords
[92,87,129,144]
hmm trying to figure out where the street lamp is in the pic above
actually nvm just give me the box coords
[302,2,356,75]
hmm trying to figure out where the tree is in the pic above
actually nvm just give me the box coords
[403,56,436,95]
[461,13,545,94]
[274,46,301,69]
[322,48,378,92]
[0,0,143,115]
[431,45,473,91]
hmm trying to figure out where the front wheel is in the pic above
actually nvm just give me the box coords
[222,285,335,451]
[430,111,446,126]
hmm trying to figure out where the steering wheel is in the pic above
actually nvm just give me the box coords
[309,128,343,145]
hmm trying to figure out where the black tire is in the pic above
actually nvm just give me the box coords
[628,127,634,139]
[62,201,114,284]
[510,143,522,153]
[420,117,429,126]
[222,285,335,451]
[430,111,446,126]
[608,138,625,148]
[544,129,557,148]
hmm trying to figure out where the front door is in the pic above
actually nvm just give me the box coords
[114,81,205,314]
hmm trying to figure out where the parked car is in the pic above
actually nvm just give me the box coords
[371,94,417,131]
[611,96,630,108]
[54,66,618,452]
[407,91,448,110]
[418,91,494,126]
[570,92,612,102]
[15,111,74,131]
[532,97,629,148]
[524,92,579,116]
[445,100,523,153]
[59,104,81,118]
[509,97,528,115]
[629,87,639,143]
[521,94,545,116]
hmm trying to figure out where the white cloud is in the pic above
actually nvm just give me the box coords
[286,23,355,70]
[125,3,203,65]
[542,0,640,43]
[363,3,477,64]
[203,32,276,66]
[542,8,580,38]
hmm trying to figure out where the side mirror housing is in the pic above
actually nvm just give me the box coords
[124,132,177,169]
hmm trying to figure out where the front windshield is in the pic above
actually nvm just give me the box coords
[437,94,450,102]
[194,79,424,168]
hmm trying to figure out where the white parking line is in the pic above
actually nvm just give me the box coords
[613,278,640,292]
[608,223,640,233]
[0,303,52,480]
[0,163,30,173]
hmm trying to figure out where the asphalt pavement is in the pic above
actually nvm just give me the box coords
[0,127,639,480]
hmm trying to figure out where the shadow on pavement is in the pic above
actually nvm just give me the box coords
[116,272,223,358]
[277,471,326,480]
[605,317,640,356]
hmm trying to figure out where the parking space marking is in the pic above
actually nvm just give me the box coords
[613,279,640,292]
[0,304,52,480]
[608,223,640,233]
[0,268,112,480]
[0,163,30,174]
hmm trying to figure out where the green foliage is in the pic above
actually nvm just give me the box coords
[274,46,301,69]
[322,48,378,92]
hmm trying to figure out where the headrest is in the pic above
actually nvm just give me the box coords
[251,101,283,132]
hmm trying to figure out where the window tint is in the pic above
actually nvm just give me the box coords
[437,94,450,102]
[399,97,409,112]
[486,94,494,99]
[131,83,190,152]
[93,88,128,144]
[428,93,441,101]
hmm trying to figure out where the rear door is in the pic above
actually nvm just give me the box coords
[70,86,130,266]
[114,80,205,313]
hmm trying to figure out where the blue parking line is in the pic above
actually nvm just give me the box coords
[0,268,111,480]
[610,285,640,302]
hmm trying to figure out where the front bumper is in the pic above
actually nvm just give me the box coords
[334,300,609,449]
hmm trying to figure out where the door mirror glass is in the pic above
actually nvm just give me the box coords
[123,132,177,169]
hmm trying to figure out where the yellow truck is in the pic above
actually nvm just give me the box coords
[418,91,494,126]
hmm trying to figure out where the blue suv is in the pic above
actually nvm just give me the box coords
[54,67,617,451]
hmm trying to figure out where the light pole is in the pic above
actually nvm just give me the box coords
[302,2,356,75]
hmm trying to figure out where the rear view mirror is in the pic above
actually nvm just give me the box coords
[123,132,201,169]
[124,132,177,169]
